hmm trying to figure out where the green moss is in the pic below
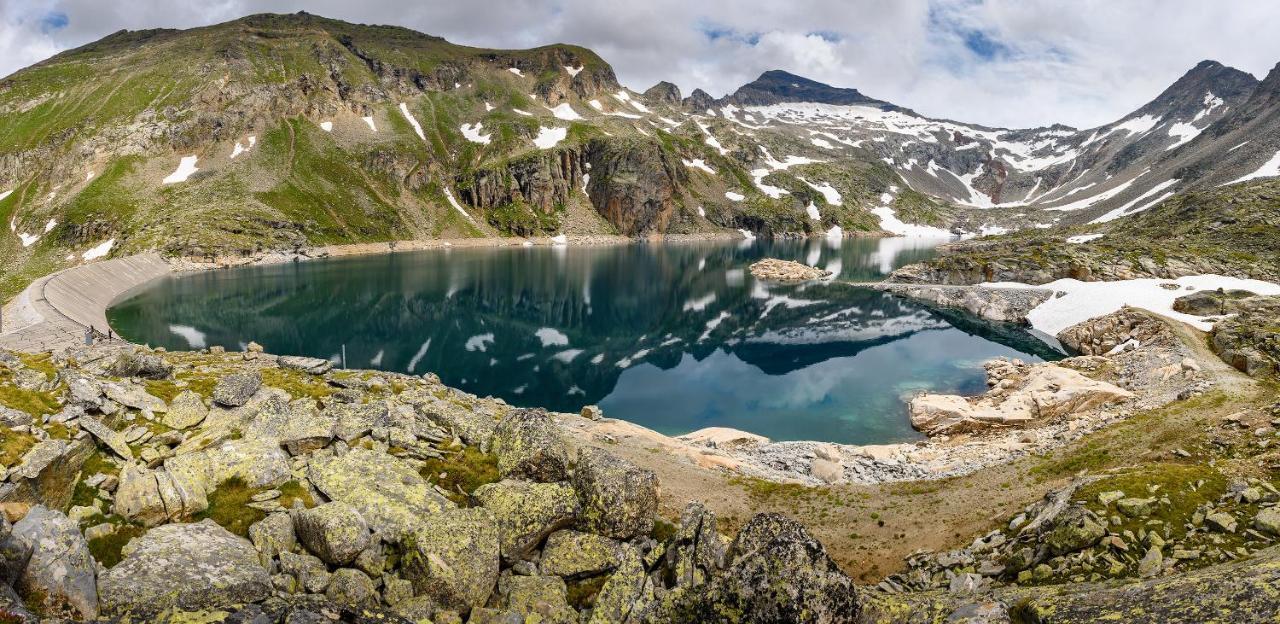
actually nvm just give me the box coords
[81,450,120,477]
[144,379,183,403]
[195,476,267,537]
[261,367,334,401]
[277,480,315,510]
[649,518,678,544]
[419,446,500,505]
[44,422,70,440]
[0,429,37,468]
[87,522,146,568]
[70,480,99,509]
[0,368,61,416]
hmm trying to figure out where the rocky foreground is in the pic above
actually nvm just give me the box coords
[0,343,857,623]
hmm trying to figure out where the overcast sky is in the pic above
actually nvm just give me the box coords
[4,0,1280,129]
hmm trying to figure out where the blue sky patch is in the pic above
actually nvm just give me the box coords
[39,11,69,34]
[962,29,1009,60]
[697,20,761,46]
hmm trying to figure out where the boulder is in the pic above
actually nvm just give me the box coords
[491,408,571,482]
[472,480,579,564]
[0,406,32,429]
[165,437,291,498]
[1254,507,1280,536]
[539,530,624,579]
[588,548,653,624]
[402,386,502,449]
[293,502,371,566]
[401,507,500,612]
[6,438,93,510]
[909,360,1133,435]
[279,399,337,455]
[103,382,168,412]
[12,506,98,620]
[78,415,134,459]
[326,568,377,609]
[308,448,453,540]
[572,447,658,539]
[1043,507,1107,556]
[667,512,859,623]
[278,356,334,375]
[249,512,297,566]
[162,390,209,429]
[280,550,331,594]
[107,350,173,379]
[1117,497,1157,518]
[329,401,390,443]
[749,258,832,282]
[98,520,271,617]
[665,502,728,588]
[213,372,263,407]
[496,574,576,624]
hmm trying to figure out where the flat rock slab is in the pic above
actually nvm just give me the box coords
[278,356,334,375]
[97,520,271,618]
[307,448,453,540]
[749,258,832,282]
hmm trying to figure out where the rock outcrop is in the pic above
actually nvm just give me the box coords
[909,359,1133,435]
[749,258,833,282]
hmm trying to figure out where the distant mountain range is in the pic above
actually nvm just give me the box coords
[3,11,1280,296]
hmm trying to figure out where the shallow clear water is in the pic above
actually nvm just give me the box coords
[109,237,1060,444]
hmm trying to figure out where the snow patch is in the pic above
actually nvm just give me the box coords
[1091,179,1179,223]
[546,103,582,121]
[1164,122,1201,150]
[363,116,377,132]
[82,238,115,261]
[465,333,496,352]
[1066,233,1104,244]
[513,108,534,117]
[460,122,492,144]
[681,158,715,174]
[564,65,584,77]
[507,67,524,76]
[798,178,841,205]
[535,327,569,347]
[43,219,56,233]
[18,233,39,247]
[551,234,568,246]
[443,187,478,224]
[1228,149,1280,185]
[319,121,333,132]
[533,127,567,149]
[162,156,199,184]
[683,293,717,312]
[399,103,426,140]
[805,202,821,221]
[725,191,745,202]
[983,275,1280,334]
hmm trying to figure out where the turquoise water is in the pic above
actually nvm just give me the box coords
[108,237,1059,444]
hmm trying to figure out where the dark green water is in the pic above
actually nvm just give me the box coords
[109,237,1059,444]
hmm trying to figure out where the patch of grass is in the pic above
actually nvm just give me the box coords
[261,368,334,401]
[277,480,315,510]
[650,518,678,544]
[81,450,120,477]
[174,373,218,398]
[16,354,59,380]
[0,368,61,416]
[195,476,267,537]
[143,379,183,403]
[71,481,99,509]
[566,575,609,610]
[87,522,146,568]
[44,422,70,440]
[419,446,500,505]
[0,429,37,468]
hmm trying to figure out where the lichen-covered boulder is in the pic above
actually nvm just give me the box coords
[326,568,377,609]
[107,350,173,379]
[293,502,370,566]
[213,372,263,407]
[308,448,453,540]
[113,463,208,526]
[664,512,859,623]
[496,574,577,624]
[473,480,579,564]
[665,502,728,588]
[572,447,658,539]
[1043,506,1107,556]
[491,408,571,482]
[588,549,653,624]
[103,381,168,412]
[278,355,334,375]
[12,506,98,620]
[279,551,331,594]
[1255,507,1280,536]
[165,437,291,498]
[328,401,391,443]
[7,437,93,511]
[539,530,624,579]
[401,507,500,612]
[279,399,337,455]
[249,512,296,567]
[162,390,209,429]
[98,520,271,617]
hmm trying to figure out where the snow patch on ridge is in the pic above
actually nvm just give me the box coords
[399,103,426,140]
[162,156,199,184]
[533,127,567,149]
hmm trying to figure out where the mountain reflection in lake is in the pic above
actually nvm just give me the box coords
[109,237,1060,444]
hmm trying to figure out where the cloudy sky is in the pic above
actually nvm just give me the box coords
[4,0,1280,129]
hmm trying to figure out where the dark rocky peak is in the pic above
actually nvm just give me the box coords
[723,69,899,110]
[1130,60,1258,122]
[642,81,682,106]
[1213,61,1280,135]
[682,88,715,111]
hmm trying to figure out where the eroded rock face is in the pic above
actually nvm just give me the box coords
[909,359,1133,435]
[473,480,580,564]
[402,507,500,613]
[665,512,860,623]
[1210,295,1280,377]
[491,409,571,482]
[12,506,98,620]
[107,350,174,379]
[572,447,658,540]
[98,520,271,617]
[308,448,453,540]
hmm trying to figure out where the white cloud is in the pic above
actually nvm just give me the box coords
[3,1,1280,128]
